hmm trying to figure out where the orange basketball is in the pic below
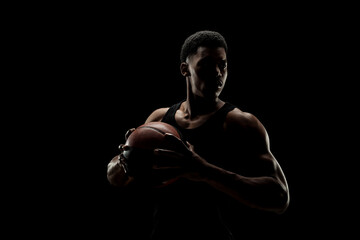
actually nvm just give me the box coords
[125,121,182,150]
[122,121,183,187]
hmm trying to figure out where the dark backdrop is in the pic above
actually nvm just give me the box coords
[10,3,355,239]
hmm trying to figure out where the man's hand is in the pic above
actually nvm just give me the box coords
[152,133,210,183]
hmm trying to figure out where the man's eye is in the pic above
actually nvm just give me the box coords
[219,62,227,70]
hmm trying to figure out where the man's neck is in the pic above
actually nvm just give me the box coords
[183,96,224,119]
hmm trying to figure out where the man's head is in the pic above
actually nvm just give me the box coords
[180,30,228,100]
[180,30,228,63]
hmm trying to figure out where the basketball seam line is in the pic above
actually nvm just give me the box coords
[139,126,167,135]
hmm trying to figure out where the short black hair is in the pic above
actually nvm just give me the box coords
[180,30,228,63]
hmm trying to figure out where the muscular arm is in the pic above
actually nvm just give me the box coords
[201,111,290,214]
[203,153,289,214]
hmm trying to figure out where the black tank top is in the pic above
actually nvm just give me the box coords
[149,100,237,240]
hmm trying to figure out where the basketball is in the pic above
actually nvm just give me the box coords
[122,121,183,187]
[125,121,182,150]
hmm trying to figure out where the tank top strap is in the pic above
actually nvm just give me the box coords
[212,102,236,123]
[161,99,184,126]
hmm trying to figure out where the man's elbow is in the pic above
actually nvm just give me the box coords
[273,189,290,214]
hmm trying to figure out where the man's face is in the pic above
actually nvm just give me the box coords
[187,46,228,100]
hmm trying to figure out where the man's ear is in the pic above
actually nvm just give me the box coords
[180,62,190,77]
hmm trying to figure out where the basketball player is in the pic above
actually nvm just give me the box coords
[107,30,290,240]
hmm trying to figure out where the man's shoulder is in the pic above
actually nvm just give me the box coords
[145,107,170,123]
[227,106,256,120]
[225,107,261,130]
[145,100,184,123]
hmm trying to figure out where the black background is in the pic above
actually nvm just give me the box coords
[7,2,356,239]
